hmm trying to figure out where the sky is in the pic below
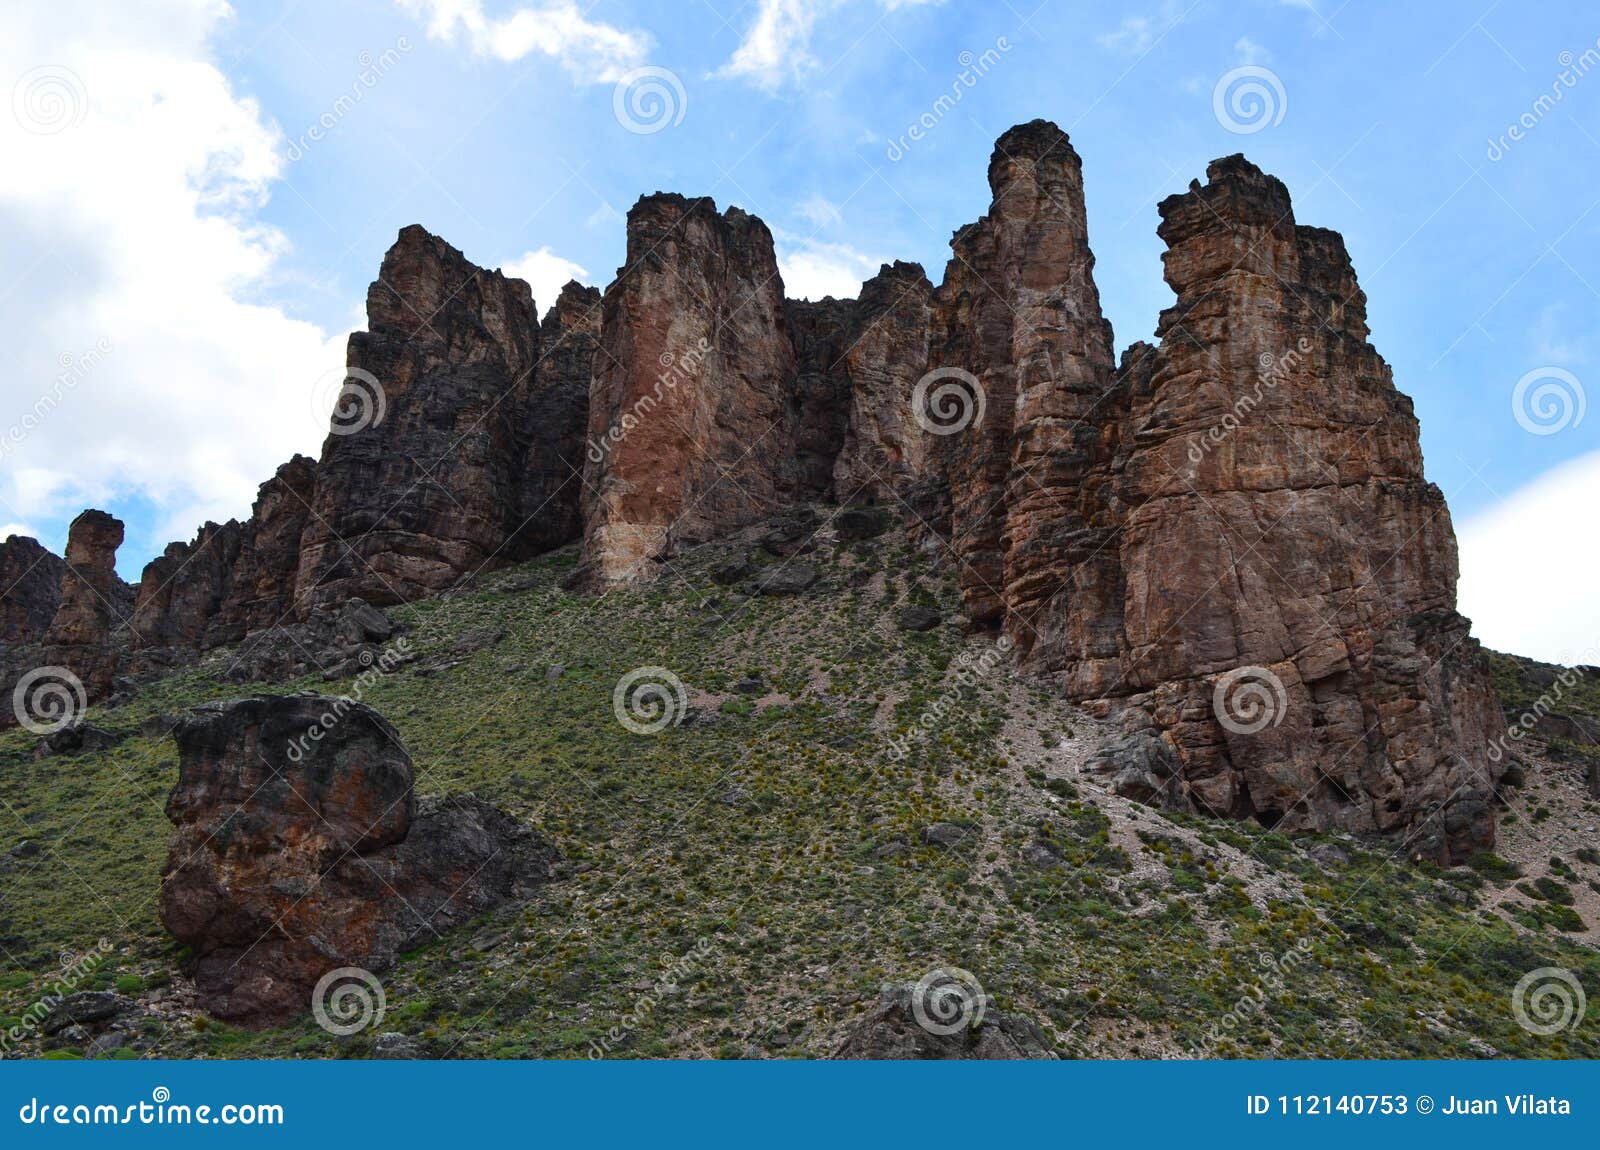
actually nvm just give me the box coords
[0,0,1595,663]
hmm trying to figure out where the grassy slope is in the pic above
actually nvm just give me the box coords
[1,522,1597,1059]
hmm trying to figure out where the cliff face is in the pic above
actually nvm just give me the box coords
[581,195,797,582]
[932,120,1120,632]
[41,509,131,697]
[0,535,66,647]
[1080,156,1501,860]
[293,225,562,608]
[11,125,1505,858]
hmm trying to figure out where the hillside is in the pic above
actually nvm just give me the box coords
[2,512,1596,1059]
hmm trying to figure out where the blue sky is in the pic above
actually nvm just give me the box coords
[1,0,1596,660]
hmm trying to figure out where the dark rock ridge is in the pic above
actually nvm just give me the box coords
[159,695,557,1023]
[6,122,1506,859]
[0,534,66,646]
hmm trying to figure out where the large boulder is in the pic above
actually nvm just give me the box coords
[159,695,557,1023]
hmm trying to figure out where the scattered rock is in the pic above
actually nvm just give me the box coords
[1022,841,1062,869]
[33,721,121,759]
[41,992,130,1036]
[159,695,559,1024]
[731,677,765,696]
[833,983,1051,1059]
[921,821,978,849]
[752,565,818,596]
[372,1032,424,1060]
[896,605,941,632]
[710,553,755,585]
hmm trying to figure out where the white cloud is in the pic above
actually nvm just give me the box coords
[719,0,939,91]
[797,193,843,229]
[400,0,649,81]
[776,234,881,300]
[0,0,347,557]
[1234,36,1270,64]
[0,523,38,542]
[1096,16,1155,55]
[501,246,589,316]
[1457,450,1600,666]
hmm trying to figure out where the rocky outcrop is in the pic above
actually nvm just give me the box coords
[132,521,243,651]
[294,225,568,609]
[582,195,797,582]
[831,262,935,505]
[207,455,319,645]
[159,695,558,1023]
[833,981,1051,1059]
[41,510,130,698]
[1041,155,1503,862]
[932,120,1119,627]
[0,535,66,647]
[516,282,598,555]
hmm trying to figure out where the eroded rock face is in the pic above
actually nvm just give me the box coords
[0,535,66,647]
[41,510,131,697]
[132,521,243,651]
[932,120,1119,628]
[1035,155,1502,862]
[294,226,558,608]
[582,195,797,582]
[516,282,599,556]
[207,455,319,645]
[159,695,557,1023]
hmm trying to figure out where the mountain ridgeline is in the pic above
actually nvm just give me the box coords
[0,120,1506,862]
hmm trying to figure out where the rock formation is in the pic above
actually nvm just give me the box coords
[582,195,797,582]
[0,534,66,647]
[40,510,131,698]
[833,982,1051,1059]
[9,123,1508,860]
[159,695,558,1022]
[294,225,575,609]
